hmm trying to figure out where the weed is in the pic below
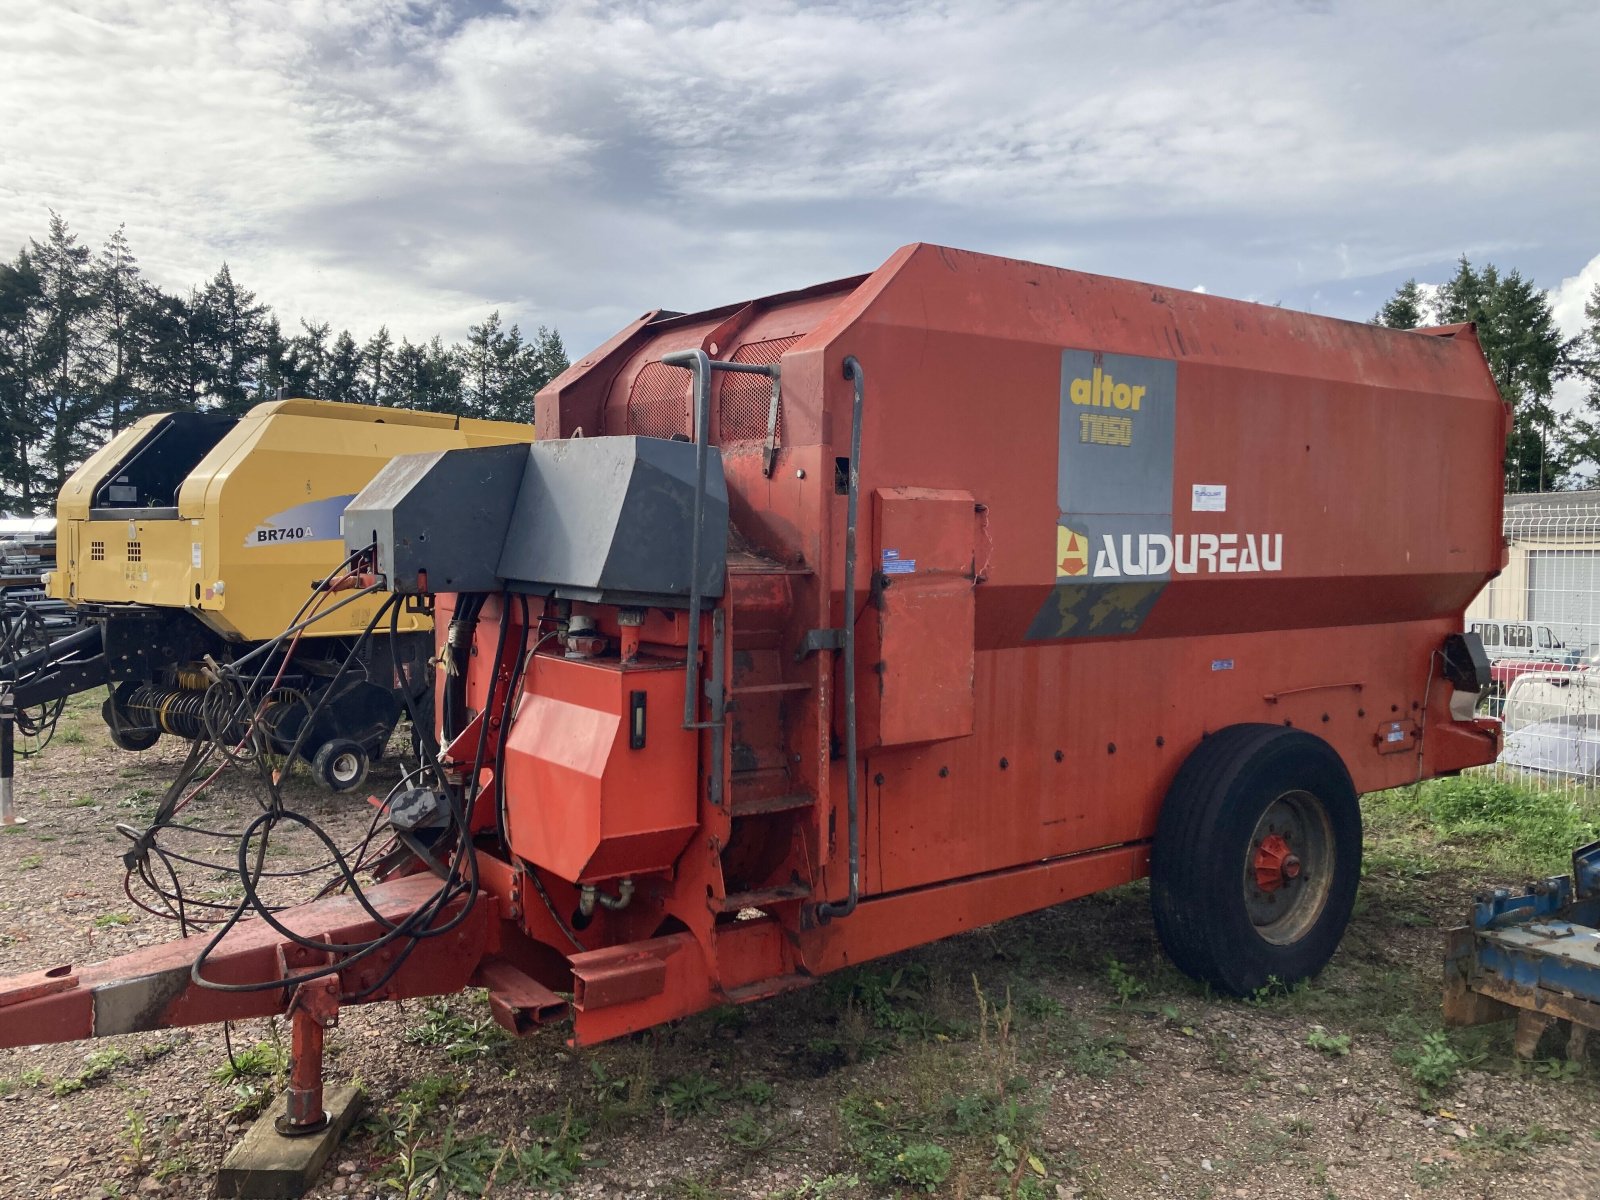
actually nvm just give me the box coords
[708,1004,752,1037]
[1394,1030,1479,1099]
[668,1180,720,1200]
[212,1039,286,1083]
[943,1089,1040,1143]
[1530,1057,1583,1083]
[52,1047,129,1095]
[512,1104,588,1189]
[225,1082,274,1120]
[1412,1160,1454,1188]
[154,1153,195,1182]
[585,1049,656,1132]
[93,912,133,929]
[71,796,99,807]
[659,1071,729,1119]
[20,1068,46,1088]
[396,1073,467,1112]
[972,976,1020,1099]
[839,1093,934,1189]
[891,1142,953,1193]
[827,963,959,1041]
[1050,1020,1129,1079]
[405,997,508,1062]
[991,1131,1049,1192]
[58,726,86,745]
[726,1110,796,1156]
[19,854,42,869]
[1247,975,1299,1005]
[1306,1026,1352,1057]
[1104,956,1147,1007]
[739,1078,776,1106]
[1015,985,1065,1021]
[378,1108,501,1199]
[772,1174,861,1199]
[802,997,894,1071]
[1468,1122,1571,1157]
[121,1108,149,1176]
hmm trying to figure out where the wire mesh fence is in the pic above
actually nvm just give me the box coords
[1467,493,1600,797]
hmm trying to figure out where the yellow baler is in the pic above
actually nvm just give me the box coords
[12,399,533,788]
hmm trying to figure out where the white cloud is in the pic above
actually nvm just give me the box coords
[1550,253,1600,340]
[1,0,1598,356]
[1550,252,1600,415]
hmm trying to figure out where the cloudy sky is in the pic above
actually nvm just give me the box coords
[2,0,1597,390]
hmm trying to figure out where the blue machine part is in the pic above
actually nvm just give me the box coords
[1451,840,1600,1039]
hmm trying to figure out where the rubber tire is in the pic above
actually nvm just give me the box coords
[1150,724,1361,997]
[310,738,370,793]
[101,697,160,752]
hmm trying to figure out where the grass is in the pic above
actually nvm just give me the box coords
[1366,775,1600,878]
[212,1038,286,1083]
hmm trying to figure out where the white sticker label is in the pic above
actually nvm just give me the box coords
[191,542,202,569]
[1191,484,1227,512]
[881,547,916,575]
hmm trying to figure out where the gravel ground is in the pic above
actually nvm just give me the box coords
[1,705,1598,1199]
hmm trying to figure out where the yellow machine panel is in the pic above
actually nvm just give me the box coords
[51,400,534,641]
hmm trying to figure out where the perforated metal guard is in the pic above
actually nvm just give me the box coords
[626,361,692,439]
[719,337,799,442]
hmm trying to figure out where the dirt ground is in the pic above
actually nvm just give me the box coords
[1,703,1598,1200]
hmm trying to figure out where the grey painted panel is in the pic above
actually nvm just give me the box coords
[343,442,530,594]
[497,436,728,602]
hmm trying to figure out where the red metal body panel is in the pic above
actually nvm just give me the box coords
[0,244,1507,1059]
[503,655,697,882]
[532,243,1504,1037]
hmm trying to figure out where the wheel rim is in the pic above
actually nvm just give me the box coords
[1243,788,1335,946]
[329,751,362,785]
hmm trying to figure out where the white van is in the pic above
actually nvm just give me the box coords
[1470,619,1564,661]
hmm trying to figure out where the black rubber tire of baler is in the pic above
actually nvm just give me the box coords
[1150,723,1362,997]
[101,696,160,752]
[310,738,370,794]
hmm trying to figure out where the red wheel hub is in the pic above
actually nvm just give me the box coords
[1253,833,1302,893]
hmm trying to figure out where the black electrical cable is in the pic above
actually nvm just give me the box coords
[114,548,498,1002]
[188,591,493,995]
[125,561,390,929]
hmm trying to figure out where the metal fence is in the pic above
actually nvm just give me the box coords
[1468,495,1600,795]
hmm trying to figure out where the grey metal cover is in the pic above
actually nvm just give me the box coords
[498,436,727,603]
[343,437,727,604]
[342,442,530,594]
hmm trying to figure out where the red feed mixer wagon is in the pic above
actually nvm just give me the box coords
[0,244,1504,1125]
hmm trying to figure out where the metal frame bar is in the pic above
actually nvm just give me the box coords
[816,355,864,923]
[660,350,779,732]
